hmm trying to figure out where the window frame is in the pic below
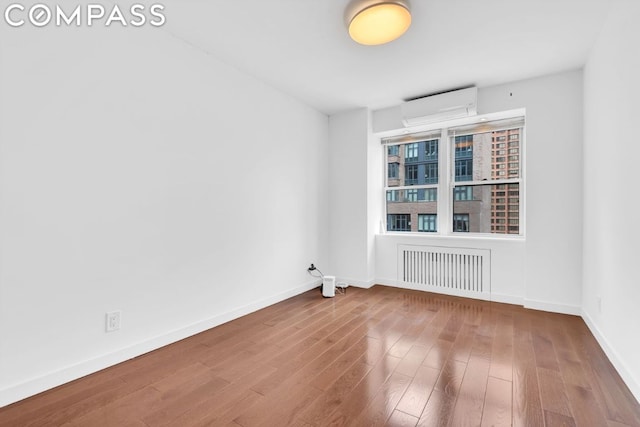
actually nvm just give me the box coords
[381,111,525,238]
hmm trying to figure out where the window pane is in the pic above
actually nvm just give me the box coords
[453,214,469,232]
[405,143,419,162]
[453,127,521,182]
[388,162,399,179]
[386,189,438,232]
[453,184,520,234]
[454,186,473,201]
[387,214,411,232]
[418,214,437,232]
[405,165,418,185]
[386,139,439,187]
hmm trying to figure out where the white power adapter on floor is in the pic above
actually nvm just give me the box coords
[322,276,336,297]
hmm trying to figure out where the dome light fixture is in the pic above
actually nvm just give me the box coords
[345,0,412,46]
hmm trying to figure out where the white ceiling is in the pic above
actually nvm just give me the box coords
[165,0,613,115]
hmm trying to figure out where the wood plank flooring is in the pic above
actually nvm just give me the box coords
[1,285,639,426]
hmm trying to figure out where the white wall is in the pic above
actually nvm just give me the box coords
[583,0,640,402]
[372,70,584,312]
[482,71,584,312]
[0,25,329,406]
[328,109,375,287]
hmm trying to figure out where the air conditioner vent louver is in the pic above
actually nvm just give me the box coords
[401,87,477,127]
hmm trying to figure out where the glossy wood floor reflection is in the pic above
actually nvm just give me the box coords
[2,286,640,427]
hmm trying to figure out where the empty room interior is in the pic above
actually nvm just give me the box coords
[1,0,639,425]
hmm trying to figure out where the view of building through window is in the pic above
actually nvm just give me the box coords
[386,135,439,232]
[385,119,523,235]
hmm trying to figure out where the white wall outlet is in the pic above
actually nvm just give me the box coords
[106,310,121,332]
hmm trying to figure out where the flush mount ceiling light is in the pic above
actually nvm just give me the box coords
[345,0,412,46]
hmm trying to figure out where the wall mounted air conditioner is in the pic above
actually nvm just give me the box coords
[401,87,477,127]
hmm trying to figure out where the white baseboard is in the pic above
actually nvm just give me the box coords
[490,293,524,306]
[523,298,581,316]
[374,278,399,288]
[337,277,375,289]
[376,279,523,305]
[0,278,321,408]
[581,309,640,404]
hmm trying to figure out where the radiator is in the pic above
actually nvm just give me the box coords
[398,245,491,299]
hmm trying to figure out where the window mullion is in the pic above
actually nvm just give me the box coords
[439,127,451,235]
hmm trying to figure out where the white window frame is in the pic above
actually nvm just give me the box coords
[380,109,526,239]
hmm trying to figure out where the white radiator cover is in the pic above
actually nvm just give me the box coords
[397,245,491,300]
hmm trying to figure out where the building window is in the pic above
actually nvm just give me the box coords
[418,214,437,232]
[455,135,473,159]
[386,190,399,202]
[383,115,524,236]
[388,162,399,179]
[454,186,473,201]
[425,140,438,160]
[455,159,473,181]
[424,163,438,184]
[405,165,418,185]
[388,145,399,156]
[405,143,418,162]
[387,214,411,231]
[453,214,469,232]
[422,188,437,201]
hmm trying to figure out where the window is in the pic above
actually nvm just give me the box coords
[388,145,399,156]
[455,159,473,181]
[422,188,438,201]
[425,140,438,160]
[405,143,418,162]
[418,214,437,232]
[454,186,473,201]
[453,214,469,232]
[455,135,473,159]
[388,162,399,179]
[383,116,524,236]
[384,133,440,233]
[405,165,418,185]
[424,163,438,184]
[387,214,411,231]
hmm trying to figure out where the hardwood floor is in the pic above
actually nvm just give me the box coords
[1,285,639,426]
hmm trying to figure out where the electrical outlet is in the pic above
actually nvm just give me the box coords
[106,310,121,332]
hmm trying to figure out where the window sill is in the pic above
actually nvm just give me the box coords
[379,232,526,242]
